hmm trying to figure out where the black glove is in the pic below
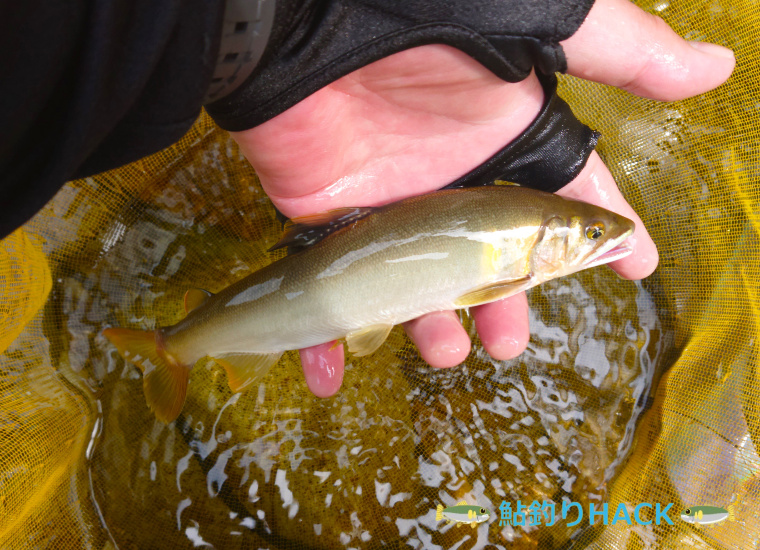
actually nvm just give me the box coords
[206,0,595,131]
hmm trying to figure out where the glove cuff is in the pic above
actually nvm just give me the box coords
[443,73,599,193]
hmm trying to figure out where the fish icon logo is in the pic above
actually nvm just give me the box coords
[680,505,735,525]
[436,501,491,528]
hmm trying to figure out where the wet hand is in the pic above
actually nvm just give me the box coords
[229,0,734,397]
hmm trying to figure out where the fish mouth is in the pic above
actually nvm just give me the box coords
[583,232,634,269]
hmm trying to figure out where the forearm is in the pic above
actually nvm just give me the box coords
[0,0,225,239]
[0,0,596,240]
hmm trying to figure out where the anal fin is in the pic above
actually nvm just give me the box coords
[455,276,533,307]
[345,324,393,357]
[214,352,283,392]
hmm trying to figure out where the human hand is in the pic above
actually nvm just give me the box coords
[229,0,734,397]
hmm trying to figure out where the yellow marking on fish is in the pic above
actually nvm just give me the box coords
[480,242,501,278]
[491,244,502,273]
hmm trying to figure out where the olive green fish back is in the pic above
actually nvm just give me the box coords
[2,1,759,548]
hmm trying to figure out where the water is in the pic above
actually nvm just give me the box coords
[34,129,666,549]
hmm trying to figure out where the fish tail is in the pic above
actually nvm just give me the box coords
[103,328,190,423]
[728,504,735,521]
[436,504,444,522]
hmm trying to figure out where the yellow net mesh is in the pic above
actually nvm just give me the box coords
[2,0,758,548]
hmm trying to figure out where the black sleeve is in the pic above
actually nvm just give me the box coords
[206,0,595,130]
[1,0,594,241]
[0,0,224,239]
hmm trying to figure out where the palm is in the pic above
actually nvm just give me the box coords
[231,46,543,217]
[231,46,547,395]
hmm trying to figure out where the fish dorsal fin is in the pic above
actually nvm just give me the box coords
[345,324,393,357]
[454,276,533,308]
[269,207,375,253]
[457,500,468,506]
[184,288,212,313]
[213,352,283,393]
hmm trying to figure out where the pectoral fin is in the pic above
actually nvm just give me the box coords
[328,340,341,352]
[214,352,283,392]
[345,324,393,357]
[455,276,533,307]
[184,289,212,313]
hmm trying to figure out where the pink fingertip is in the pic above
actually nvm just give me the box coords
[300,342,345,398]
[473,294,530,361]
[404,311,471,368]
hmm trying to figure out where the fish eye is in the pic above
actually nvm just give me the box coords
[684,508,691,514]
[480,508,485,514]
[586,222,605,240]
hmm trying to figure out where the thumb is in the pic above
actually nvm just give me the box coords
[561,0,735,101]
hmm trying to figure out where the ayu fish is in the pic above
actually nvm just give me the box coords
[680,505,735,525]
[104,186,635,422]
[436,501,491,528]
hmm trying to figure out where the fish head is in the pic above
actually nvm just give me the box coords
[530,199,635,281]
[476,507,491,522]
[680,507,696,523]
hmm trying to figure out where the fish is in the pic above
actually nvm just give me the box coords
[435,501,491,528]
[103,186,635,422]
[680,505,735,525]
